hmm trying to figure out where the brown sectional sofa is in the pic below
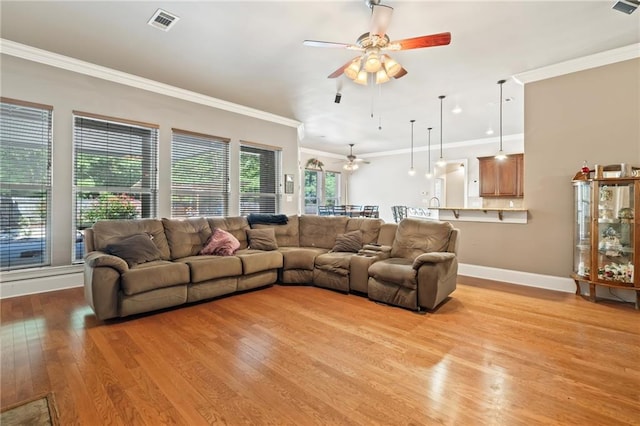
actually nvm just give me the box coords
[83,215,459,320]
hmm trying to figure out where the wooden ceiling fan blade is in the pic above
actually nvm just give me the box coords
[327,58,359,78]
[303,40,353,49]
[369,4,394,37]
[390,32,451,50]
[393,67,408,79]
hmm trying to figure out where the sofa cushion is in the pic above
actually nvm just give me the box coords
[390,219,453,260]
[253,215,299,247]
[121,260,190,296]
[92,219,171,260]
[180,255,243,283]
[247,228,278,251]
[368,258,417,289]
[331,230,363,253]
[315,252,353,276]
[104,233,162,267]
[208,217,250,249]
[200,228,240,256]
[299,215,348,249]
[278,247,328,270]
[235,249,283,275]
[162,218,212,259]
[346,218,384,244]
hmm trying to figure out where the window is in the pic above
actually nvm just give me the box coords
[0,98,52,270]
[324,171,341,207]
[304,169,341,214]
[239,143,281,215]
[73,112,158,260]
[304,170,319,214]
[171,129,230,217]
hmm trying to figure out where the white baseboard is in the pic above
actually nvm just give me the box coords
[0,272,83,299]
[459,263,636,303]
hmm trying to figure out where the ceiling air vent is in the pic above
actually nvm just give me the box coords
[147,9,180,31]
[612,0,639,14]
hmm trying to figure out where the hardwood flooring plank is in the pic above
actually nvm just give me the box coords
[1,282,639,425]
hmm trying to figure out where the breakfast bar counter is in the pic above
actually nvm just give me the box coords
[433,207,528,223]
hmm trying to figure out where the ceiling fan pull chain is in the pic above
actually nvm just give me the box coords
[370,76,375,118]
[378,83,383,130]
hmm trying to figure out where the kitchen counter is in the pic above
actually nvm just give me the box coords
[432,207,528,223]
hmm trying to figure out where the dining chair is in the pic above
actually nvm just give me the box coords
[333,205,347,216]
[318,206,334,216]
[362,205,379,218]
[391,205,408,223]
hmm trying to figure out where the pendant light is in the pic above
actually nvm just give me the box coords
[408,119,416,176]
[425,127,433,178]
[495,79,508,160]
[436,95,446,167]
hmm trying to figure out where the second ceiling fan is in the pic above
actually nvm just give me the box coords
[342,144,369,171]
[303,0,451,85]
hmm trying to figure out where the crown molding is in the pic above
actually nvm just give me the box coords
[513,43,640,85]
[362,133,525,158]
[299,147,346,160]
[300,133,524,159]
[0,39,301,129]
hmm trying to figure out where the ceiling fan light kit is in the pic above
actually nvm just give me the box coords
[303,2,451,86]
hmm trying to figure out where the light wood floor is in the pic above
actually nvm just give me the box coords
[1,279,639,425]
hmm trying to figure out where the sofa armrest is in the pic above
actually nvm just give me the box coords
[84,251,129,273]
[412,252,456,270]
[361,244,392,253]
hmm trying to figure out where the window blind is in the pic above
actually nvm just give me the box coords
[73,113,158,260]
[171,130,230,217]
[0,99,53,270]
[239,143,281,215]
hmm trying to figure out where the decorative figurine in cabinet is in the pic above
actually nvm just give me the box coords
[572,164,639,309]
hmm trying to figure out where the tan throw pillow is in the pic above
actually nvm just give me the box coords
[104,233,162,267]
[332,230,363,253]
[247,228,278,251]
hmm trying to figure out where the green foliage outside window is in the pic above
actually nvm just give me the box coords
[240,151,260,192]
[75,154,142,187]
[83,193,138,223]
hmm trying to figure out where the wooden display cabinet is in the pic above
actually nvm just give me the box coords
[572,167,639,309]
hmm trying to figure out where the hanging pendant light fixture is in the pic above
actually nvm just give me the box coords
[436,95,447,167]
[425,127,433,178]
[495,79,508,160]
[408,119,416,176]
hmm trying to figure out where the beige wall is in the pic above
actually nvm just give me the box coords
[1,55,300,267]
[455,58,640,277]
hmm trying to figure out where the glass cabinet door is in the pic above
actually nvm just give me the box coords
[595,181,635,284]
[573,181,591,277]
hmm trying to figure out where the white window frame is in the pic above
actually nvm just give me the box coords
[0,98,53,271]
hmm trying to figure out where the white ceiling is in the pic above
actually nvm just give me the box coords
[1,1,639,157]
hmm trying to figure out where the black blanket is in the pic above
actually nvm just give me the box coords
[247,213,289,227]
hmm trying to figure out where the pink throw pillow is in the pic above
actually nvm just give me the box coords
[200,228,240,256]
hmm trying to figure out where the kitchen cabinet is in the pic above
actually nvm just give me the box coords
[478,153,524,197]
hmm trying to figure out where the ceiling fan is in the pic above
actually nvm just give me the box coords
[303,0,451,85]
[342,144,369,171]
